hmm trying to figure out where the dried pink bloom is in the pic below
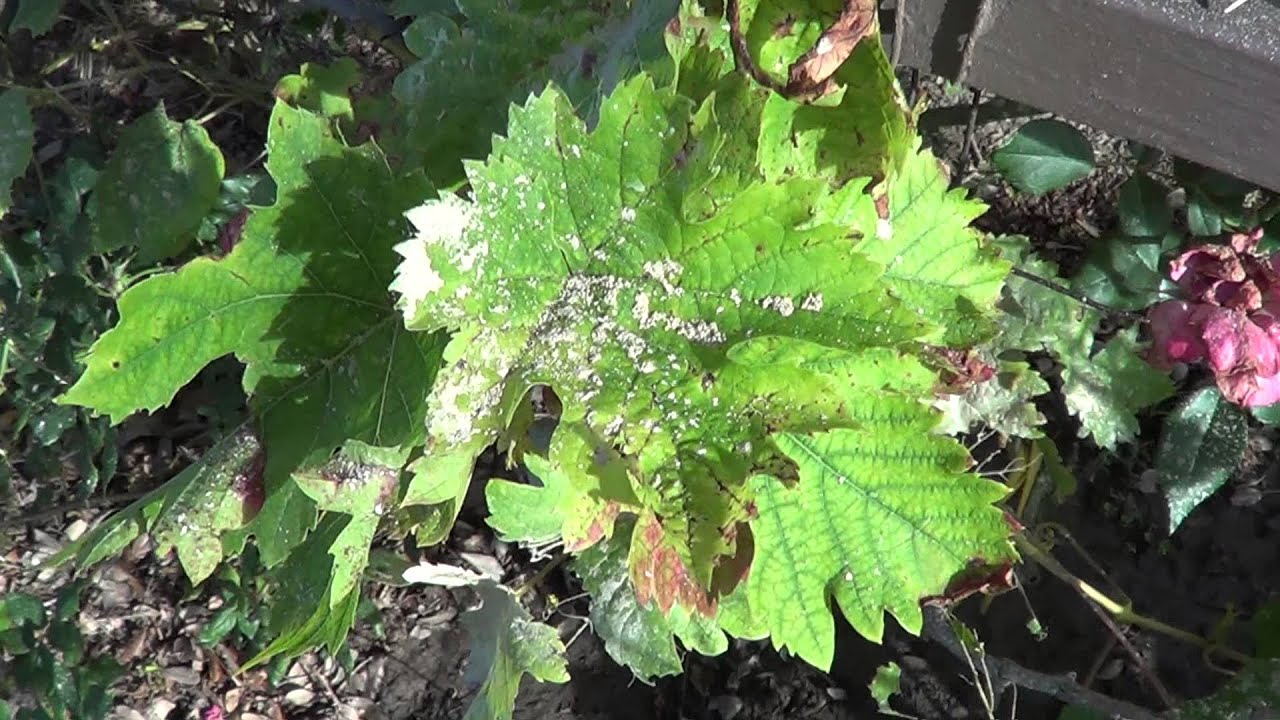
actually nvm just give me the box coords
[1148,228,1280,407]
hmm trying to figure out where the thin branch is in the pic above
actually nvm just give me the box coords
[0,490,150,534]
[891,0,907,67]
[1009,267,1145,321]
[922,606,1163,720]
[955,0,996,86]
[726,0,787,94]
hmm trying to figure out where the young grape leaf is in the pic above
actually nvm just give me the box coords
[573,516,728,683]
[869,661,903,715]
[63,101,445,568]
[1059,328,1173,449]
[1156,386,1247,532]
[90,104,225,262]
[49,428,263,584]
[0,90,33,218]
[934,359,1049,438]
[294,442,402,608]
[994,239,1171,448]
[749,401,1014,670]
[461,580,569,720]
[393,73,940,585]
[1173,659,1280,720]
[991,119,1095,195]
[246,516,360,668]
[273,59,360,123]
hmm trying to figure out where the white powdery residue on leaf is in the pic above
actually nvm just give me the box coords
[620,206,637,222]
[429,334,505,445]
[762,295,796,317]
[801,293,824,312]
[642,259,683,295]
[391,236,442,322]
[393,194,477,320]
[876,217,893,240]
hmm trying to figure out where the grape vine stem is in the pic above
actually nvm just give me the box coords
[1014,529,1254,667]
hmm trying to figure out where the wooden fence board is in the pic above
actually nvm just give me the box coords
[882,0,1280,191]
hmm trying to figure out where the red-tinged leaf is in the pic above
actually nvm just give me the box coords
[629,512,715,617]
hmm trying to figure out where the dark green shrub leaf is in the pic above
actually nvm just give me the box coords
[1156,386,1247,532]
[0,593,46,631]
[991,119,1094,195]
[1072,233,1180,311]
[1117,173,1171,237]
[0,90,34,218]
[90,104,225,262]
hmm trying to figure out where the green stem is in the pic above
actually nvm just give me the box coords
[1014,532,1253,666]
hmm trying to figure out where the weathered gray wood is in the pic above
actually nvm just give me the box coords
[882,0,1280,191]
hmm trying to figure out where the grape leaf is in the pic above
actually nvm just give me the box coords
[461,580,569,720]
[392,73,943,585]
[1156,386,1247,532]
[391,1,670,180]
[869,662,903,715]
[0,90,33,219]
[90,104,225,262]
[50,428,264,585]
[934,359,1049,438]
[748,403,1013,670]
[993,238,1171,448]
[63,101,446,568]
[294,442,402,607]
[573,516,728,683]
[274,59,360,123]
[1059,328,1173,449]
[1173,659,1280,720]
[991,119,1094,195]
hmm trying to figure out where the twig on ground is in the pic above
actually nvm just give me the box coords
[962,88,983,172]
[922,606,1164,720]
[0,490,150,534]
[1080,595,1177,708]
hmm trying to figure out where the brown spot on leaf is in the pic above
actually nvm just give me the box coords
[564,501,620,553]
[921,561,1016,608]
[784,0,877,101]
[874,193,890,221]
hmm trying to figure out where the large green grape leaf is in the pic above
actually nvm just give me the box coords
[62,101,446,568]
[748,399,1014,670]
[392,0,674,183]
[49,428,263,585]
[746,5,1007,346]
[392,73,934,584]
[573,516,728,683]
[89,104,225,262]
[0,89,34,219]
[461,580,569,720]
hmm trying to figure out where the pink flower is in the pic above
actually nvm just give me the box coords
[1148,229,1280,407]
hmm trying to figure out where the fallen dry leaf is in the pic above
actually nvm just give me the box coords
[785,0,876,100]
